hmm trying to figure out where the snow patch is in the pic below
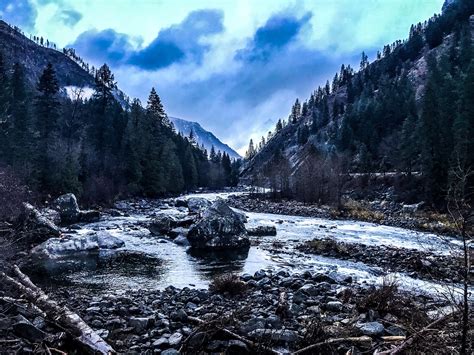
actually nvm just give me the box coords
[63,86,94,101]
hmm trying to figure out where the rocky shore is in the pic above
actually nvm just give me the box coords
[1,268,464,354]
[296,239,465,284]
[227,194,461,236]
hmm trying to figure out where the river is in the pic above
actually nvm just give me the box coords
[32,191,469,299]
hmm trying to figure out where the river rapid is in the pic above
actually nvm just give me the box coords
[32,191,469,299]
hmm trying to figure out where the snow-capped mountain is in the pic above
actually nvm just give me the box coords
[170,117,241,160]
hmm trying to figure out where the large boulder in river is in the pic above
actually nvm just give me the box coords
[53,193,100,224]
[187,199,250,249]
[53,193,80,223]
[31,231,124,259]
[187,197,212,213]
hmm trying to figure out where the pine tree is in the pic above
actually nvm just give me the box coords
[35,63,60,190]
[245,139,256,160]
[147,87,171,127]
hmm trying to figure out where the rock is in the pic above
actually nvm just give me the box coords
[401,201,424,214]
[79,210,101,223]
[161,349,179,355]
[40,208,61,225]
[356,321,385,336]
[170,309,188,322]
[31,231,124,259]
[187,199,250,249]
[18,203,61,243]
[175,199,188,208]
[187,197,212,213]
[153,337,169,349]
[169,227,189,239]
[168,332,183,347]
[299,283,319,296]
[53,193,100,224]
[228,339,248,352]
[247,225,277,236]
[128,317,153,331]
[12,315,48,342]
[254,270,266,280]
[325,301,344,312]
[54,193,81,223]
[149,215,177,235]
[173,235,190,246]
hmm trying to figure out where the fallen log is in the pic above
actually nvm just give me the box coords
[292,336,372,355]
[1,265,115,354]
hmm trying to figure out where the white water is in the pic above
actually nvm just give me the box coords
[40,191,469,299]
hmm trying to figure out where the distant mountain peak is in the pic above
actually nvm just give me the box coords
[169,117,241,159]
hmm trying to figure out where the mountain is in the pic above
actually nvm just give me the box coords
[242,0,474,206]
[0,19,239,203]
[0,20,93,90]
[170,117,241,160]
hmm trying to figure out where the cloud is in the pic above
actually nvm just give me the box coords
[129,9,223,70]
[236,12,312,62]
[0,0,37,31]
[70,9,224,70]
[58,9,82,27]
[70,28,133,66]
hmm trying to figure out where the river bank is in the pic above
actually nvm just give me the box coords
[227,194,463,236]
[1,191,472,353]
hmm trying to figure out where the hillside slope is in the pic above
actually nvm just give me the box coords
[170,117,241,159]
[242,0,474,199]
[0,20,93,90]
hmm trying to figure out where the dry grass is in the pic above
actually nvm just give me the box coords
[342,199,384,222]
[209,273,248,296]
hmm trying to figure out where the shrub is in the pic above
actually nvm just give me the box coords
[209,273,248,296]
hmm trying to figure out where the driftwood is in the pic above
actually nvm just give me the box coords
[377,311,457,355]
[292,336,372,354]
[1,265,114,354]
[186,315,283,355]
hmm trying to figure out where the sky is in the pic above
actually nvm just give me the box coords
[0,0,444,155]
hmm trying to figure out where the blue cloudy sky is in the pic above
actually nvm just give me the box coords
[0,0,444,154]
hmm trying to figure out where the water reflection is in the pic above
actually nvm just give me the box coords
[187,247,249,277]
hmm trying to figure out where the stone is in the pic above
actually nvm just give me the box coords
[168,332,183,347]
[175,199,188,208]
[54,193,80,223]
[356,321,385,336]
[170,309,188,322]
[173,235,190,246]
[385,325,406,336]
[12,315,48,342]
[79,210,101,223]
[325,301,344,312]
[31,231,124,259]
[228,339,248,352]
[153,337,169,349]
[187,197,211,213]
[161,349,179,355]
[247,225,277,236]
[187,199,250,249]
[299,283,319,296]
[128,317,153,331]
[254,270,266,280]
[149,215,177,235]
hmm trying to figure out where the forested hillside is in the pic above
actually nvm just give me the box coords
[242,0,474,208]
[0,23,239,207]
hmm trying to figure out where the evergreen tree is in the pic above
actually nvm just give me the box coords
[35,63,60,190]
[147,87,171,127]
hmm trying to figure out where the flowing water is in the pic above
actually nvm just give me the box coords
[32,191,469,299]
